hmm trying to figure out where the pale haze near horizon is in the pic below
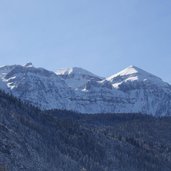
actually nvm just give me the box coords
[0,0,171,83]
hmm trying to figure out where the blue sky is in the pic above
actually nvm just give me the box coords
[0,0,171,83]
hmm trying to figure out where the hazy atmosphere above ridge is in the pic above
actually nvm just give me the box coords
[0,0,170,83]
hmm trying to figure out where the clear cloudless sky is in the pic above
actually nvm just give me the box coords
[0,0,171,83]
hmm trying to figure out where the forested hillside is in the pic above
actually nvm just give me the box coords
[0,91,171,171]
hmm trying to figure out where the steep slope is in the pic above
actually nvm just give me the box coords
[0,91,103,171]
[106,66,171,116]
[0,91,77,171]
[0,63,170,116]
[0,64,20,92]
[106,65,170,90]
[0,63,75,110]
[0,90,171,171]
[56,67,102,89]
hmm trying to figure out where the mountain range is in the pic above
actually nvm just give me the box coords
[0,63,170,116]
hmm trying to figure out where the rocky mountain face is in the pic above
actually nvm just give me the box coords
[0,63,170,116]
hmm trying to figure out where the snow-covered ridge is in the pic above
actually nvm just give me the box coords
[56,67,97,76]
[106,65,170,89]
[56,67,102,89]
[0,63,170,116]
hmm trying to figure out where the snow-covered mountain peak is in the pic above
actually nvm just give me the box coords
[117,65,141,75]
[107,65,152,79]
[56,67,98,77]
[106,65,170,90]
[107,65,160,82]
[56,67,102,89]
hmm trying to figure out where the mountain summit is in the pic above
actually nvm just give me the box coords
[56,67,102,88]
[0,63,170,116]
[106,65,170,89]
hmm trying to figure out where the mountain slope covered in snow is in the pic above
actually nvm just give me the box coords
[56,67,102,89]
[0,63,170,116]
